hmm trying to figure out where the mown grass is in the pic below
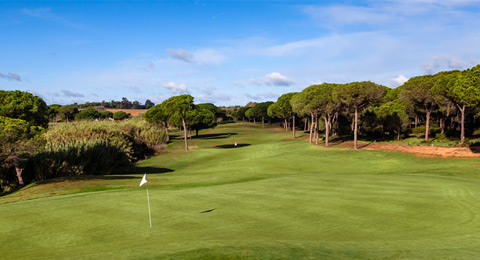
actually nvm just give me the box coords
[1,122,480,259]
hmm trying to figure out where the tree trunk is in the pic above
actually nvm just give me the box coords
[292,114,296,138]
[397,128,401,141]
[15,164,24,185]
[415,116,418,128]
[425,109,431,142]
[164,121,169,142]
[285,118,288,132]
[458,104,466,144]
[309,113,313,144]
[323,115,329,147]
[182,117,188,151]
[254,118,256,124]
[262,117,264,128]
[315,116,319,145]
[440,118,445,135]
[196,129,199,136]
[354,106,358,150]
[304,117,307,132]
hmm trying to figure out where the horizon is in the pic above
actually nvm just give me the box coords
[1,0,480,106]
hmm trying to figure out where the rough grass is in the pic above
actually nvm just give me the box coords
[2,122,480,259]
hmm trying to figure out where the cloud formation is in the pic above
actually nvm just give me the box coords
[167,48,194,62]
[388,75,409,88]
[61,90,85,97]
[162,81,188,94]
[250,72,293,86]
[0,72,22,81]
[422,55,469,74]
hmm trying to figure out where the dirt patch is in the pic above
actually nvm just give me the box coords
[106,109,148,117]
[332,140,480,158]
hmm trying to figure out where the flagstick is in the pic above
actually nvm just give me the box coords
[146,181,152,228]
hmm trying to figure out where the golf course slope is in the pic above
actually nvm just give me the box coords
[2,122,480,259]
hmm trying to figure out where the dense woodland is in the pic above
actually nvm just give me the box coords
[1,65,480,191]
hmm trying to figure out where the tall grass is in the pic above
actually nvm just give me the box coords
[26,118,166,180]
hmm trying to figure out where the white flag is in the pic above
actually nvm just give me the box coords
[139,174,147,186]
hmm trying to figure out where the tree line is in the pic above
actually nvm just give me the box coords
[229,65,480,149]
[76,98,155,109]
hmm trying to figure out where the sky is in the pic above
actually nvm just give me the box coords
[1,0,480,107]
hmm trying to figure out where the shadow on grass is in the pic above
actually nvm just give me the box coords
[128,166,174,174]
[193,132,237,140]
[215,143,251,149]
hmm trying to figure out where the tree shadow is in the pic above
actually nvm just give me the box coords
[128,166,175,174]
[469,144,480,153]
[358,142,373,149]
[327,140,344,147]
[215,143,251,149]
[193,133,238,140]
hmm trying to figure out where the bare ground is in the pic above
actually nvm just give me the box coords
[331,140,480,158]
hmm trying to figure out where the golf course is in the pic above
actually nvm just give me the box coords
[2,122,480,259]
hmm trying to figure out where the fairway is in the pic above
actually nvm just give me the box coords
[2,123,480,259]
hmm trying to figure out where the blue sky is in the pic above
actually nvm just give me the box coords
[1,0,480,106]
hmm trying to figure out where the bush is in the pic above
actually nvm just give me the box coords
[113,111,130,120]
[26,120,166,180]
[412,125,440,138]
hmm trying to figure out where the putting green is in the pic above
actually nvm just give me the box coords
[1,123,480,259]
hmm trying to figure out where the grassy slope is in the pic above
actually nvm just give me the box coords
[2,122,480,259]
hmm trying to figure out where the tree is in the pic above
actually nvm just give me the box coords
[0,116,44,185]
[291,90,314,144]
[268,93,298,138]
[48,104,62,123]
[433,65,480,144]
[334,81,386,150]
[0,90,49,128]
[144,99,155,109]
[375,100,410,140]
[120,97,132,109]
[245,108,255,123]
[58,105,79,123]
[75,108,102,120]
[233,107,250,121]
[250,102,274,128]
[162,95,194,151]
[196,103,227,121]
[399,75,437,142]
[145,103,171,141]
[132,100,140,109]
[113,111,130,120]
[188,108,216,136]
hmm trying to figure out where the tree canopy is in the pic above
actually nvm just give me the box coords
[0,90,49,128]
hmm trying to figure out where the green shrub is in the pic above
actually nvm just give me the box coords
[412,125,440,138]
[113,111,130,120]
[28,120,166,179]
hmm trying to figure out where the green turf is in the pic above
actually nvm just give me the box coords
[2,122,480,259]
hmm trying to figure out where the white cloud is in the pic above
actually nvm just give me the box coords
[422,55,471,74]
[388,75,409,87]
[250,72,293,86]
[161,82,188,94]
